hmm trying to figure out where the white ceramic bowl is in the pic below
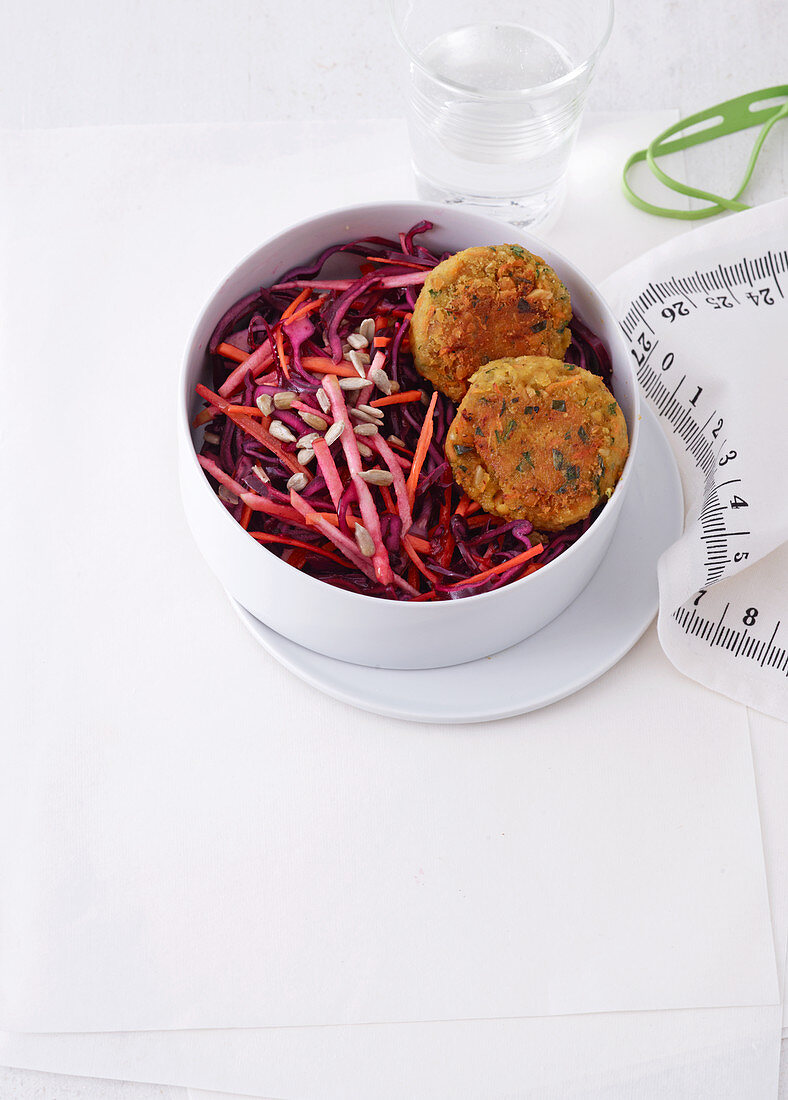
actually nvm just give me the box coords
[179,201,639,669]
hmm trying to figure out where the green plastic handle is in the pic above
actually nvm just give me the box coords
[622,86,788,219]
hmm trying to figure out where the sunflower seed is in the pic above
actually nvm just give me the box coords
[341,341,352,356]
[347,332,369,350]
[296,448,315,465]
[286,472,309,492]
[218,485,238,505]
[273,391,295,410]
[297,431,320,448]
[269,420,297,443]
[387,434,406,447]
[354,422,378,437]
[349,407,378,424]
[358,469,394,486]
[316,387,331,414]
[298,410,328,431]
[389,379,400,393]
[348,350,367,377]
[358,403,385,419]
[420,391,430,406]
[359,318,375,344]
[354,523,376,557]
[252,463,270,484]
[356,442,373,459]
[338,376,370,391]
[369,367,392,395]
[324,419,345,446]
[203,430,220,445]
[255,393,273,416]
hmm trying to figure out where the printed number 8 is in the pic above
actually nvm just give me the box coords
[743,608,758,627]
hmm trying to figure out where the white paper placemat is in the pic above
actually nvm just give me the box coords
[0,116,780,1054]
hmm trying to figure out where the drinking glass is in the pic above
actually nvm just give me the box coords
[389,0,614,226]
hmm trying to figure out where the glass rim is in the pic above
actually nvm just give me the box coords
[387,0,615,101]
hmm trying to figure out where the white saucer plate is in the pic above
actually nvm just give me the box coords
[229,404,683,723]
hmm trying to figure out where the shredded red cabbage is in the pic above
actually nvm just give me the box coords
[195,223,615,601]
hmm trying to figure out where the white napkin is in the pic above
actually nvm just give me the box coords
[602,201,788,721]
[0,116,780,1080]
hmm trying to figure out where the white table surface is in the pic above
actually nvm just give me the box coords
[2,0,787,1096]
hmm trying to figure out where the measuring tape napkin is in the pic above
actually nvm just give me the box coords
[602,197,788,721]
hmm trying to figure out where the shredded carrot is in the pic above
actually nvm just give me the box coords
[192,407,215,428]
[283,295,326,325]
[280,287,311,322]
[373,335,392,348]
[240,504,252,530]
[306,512,361,530]
[275,327,290,379]
[216,341,248,363]
[369,390,423,408]
[405,391,438,506]
[454,494,480,518]
[365,255,430,270]
[446,544,545,589]
[402,535,439,584]
[218,342,274,399]
[374,316,388,333]
[300,356,356,378]
[379,484,396,514]
[195,383,308,478]
[409,591,438,603]
[438,485,455,568]
[405,534,431,553]
[226,404,265,418]
[386,439,414,458]
[287,548,308,569]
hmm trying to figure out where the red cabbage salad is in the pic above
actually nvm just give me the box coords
[193,221,614,601]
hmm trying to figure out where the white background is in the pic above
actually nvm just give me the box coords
[2,0,787,1096]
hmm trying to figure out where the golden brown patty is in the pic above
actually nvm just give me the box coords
[410,245,572,403]
[445,356,629,531]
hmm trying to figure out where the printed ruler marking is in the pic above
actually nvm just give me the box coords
[672,604,788,677]
[620,247,788,682]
